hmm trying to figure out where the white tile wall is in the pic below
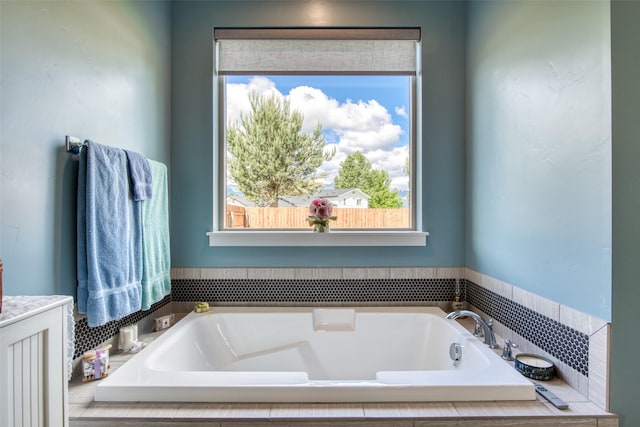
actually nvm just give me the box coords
[588,324,610,410]
[342,268,389,279]
[512,286,560,321]
[295,268,343,279]
[560,304,608,336]
[435,267,465,279]
[466,268,513,299]
[387,267,437,279]
[201,268,248,280]
[247,268,296,280]
[173,267,444,281]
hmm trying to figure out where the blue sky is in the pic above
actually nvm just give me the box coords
[225,75,411,192]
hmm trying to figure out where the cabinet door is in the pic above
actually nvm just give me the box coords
[0,305,68,427]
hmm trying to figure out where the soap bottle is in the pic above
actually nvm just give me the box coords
[0,258,3,313]
[451,279,464,311]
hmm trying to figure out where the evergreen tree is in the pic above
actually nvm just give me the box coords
[227,92,334,207]
[334,151,371,190]
[334,151,403,208]
[368,169,403,208]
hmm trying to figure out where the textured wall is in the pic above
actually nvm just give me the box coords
[466,0,612,321]
[611,1,640,425]
[0,0,171,296]
[170,0,467,268]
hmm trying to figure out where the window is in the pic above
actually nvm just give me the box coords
[210,28,427,246]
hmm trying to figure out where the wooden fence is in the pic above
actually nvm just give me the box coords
[226,206,410,229]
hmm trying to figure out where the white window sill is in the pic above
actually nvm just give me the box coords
[207,231,428,247]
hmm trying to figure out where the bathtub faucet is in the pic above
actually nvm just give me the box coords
[445,310,500,349]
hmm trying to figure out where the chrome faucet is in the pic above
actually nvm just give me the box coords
[502,339,518,361]
[445,310,500,349]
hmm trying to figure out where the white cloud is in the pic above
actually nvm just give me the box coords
[226,77,410,191]
[367,146,410,191]
[287,86,402,152]
[226,76,282,124]
[395,105,409,119]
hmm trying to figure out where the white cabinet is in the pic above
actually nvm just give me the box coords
[0,296,73,427]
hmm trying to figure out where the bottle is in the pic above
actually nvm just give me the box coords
[0,258,3,313]
[451,278,464,311]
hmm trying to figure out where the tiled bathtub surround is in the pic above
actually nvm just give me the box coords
[73,267,609,413]
[466,282,589,376]
[465,268,610,411]
[171,267,609,411]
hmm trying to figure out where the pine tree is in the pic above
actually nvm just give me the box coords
[368,169,403,208]
[227,92,334,207]
[334,151,371,190]
[334,151,403,208]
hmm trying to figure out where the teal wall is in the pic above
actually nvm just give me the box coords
[466,0,612,322]
[170,1,467,268]
[0,0,171,296]
[611,1,640,425]
[2,0,636,423]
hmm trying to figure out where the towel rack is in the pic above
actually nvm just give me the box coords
[65,135,87,154]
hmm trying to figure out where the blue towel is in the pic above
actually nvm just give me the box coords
[77,141,142,327]
[124,149,152,201]
[140,160,171,310]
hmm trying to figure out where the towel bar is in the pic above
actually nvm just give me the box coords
[65,135,87,154]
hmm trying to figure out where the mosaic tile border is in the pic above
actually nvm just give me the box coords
[74,275,590,385]
[466,280,589,376]
[73,295,171,359]
[171,278,462,304]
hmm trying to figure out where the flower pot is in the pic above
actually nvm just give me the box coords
[313,222,330,233]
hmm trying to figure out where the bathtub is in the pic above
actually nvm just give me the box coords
[94,306,535,402]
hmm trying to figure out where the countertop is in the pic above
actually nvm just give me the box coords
[0,295,73,328]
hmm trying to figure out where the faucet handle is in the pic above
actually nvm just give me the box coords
[502,339,518,361]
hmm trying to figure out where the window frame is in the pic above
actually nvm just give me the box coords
[208,28,427,247]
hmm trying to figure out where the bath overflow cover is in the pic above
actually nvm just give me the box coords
[449,342,462,366]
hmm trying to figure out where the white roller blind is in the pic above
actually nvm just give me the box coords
[215,28,420,75]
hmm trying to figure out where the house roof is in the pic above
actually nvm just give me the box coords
[227,188,369,207]
[316,188,370,199]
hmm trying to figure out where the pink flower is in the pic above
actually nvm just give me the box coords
[307,198,337,227]
[309,199,334,218]
[316,205,329,218]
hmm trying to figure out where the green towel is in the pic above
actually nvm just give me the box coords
[140,160,171,310]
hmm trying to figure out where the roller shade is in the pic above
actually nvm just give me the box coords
[215,28,420,75]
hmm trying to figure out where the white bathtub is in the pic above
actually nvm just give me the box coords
[94,306,535,402]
